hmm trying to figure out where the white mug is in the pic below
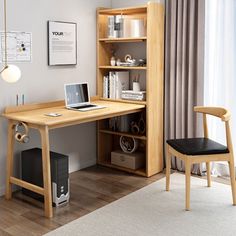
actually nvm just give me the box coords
[133,82,140,92]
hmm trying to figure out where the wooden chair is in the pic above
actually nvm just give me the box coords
[166,106,236,210]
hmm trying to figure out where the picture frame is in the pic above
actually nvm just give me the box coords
[47,21,77,66]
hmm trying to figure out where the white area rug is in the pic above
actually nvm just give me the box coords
[45,174,236,236]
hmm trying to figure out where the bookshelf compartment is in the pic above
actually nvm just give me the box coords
[98,41,146,69]
[97,9,147,39]
[97,125,147,175]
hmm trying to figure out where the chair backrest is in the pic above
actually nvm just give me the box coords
[194,106,233,153]
[194,106,231,121]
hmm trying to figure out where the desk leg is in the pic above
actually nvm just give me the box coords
[40,125,53,218]
[5,120,15,200]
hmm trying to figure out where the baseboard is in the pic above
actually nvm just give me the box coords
[79,159,97,170]
[0,185,19,197]
[69,158,96,173]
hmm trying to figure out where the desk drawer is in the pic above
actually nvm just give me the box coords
[111,150,145,170]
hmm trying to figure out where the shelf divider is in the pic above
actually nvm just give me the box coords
[98,160,147,177]
[100,97,146,105]
[99,66,147,70]
[99,37,147,43]
[99,129,147,140]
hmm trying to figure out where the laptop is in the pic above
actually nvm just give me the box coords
[64,82,105,111]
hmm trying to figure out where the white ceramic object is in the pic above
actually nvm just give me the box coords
[133,82,141,92]
[130,19,145,37]
[116,58,121,66]
[110,57,116,66]
[120,136,138,153]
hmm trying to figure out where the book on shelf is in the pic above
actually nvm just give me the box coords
[108,15,124,38]
[121,90,146,101]
[103,76,109,98]
[103,71,129,99]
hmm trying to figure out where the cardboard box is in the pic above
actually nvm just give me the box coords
[111,150,145,170]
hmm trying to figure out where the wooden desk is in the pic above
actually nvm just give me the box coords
[2,98,145,218]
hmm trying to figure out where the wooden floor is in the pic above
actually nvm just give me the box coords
[0,165,165,236]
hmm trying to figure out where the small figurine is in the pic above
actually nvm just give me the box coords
[116,58,121,66]
[110,56,116,66]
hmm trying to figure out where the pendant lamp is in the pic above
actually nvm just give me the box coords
[0,0,21,83]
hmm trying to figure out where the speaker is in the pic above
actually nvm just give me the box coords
[21,148,69,207]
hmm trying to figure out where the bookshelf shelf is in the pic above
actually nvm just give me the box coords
[98,160,147,177]
[99,37,147,43]
[100,97,146,105]
[99,66,147,70]
[99,129,147,140]
[97,2,164,177]
[98,6,147,15]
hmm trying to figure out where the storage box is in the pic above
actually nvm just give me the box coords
[111,150,145,170]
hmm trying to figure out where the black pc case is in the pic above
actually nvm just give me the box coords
[21,148,69,207]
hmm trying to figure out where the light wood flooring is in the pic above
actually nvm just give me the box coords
[0,165,165,236]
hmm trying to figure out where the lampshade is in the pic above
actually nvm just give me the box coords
[1,64,21,83]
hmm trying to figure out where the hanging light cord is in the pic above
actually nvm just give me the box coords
[4,0,7,68]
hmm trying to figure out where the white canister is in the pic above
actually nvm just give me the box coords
[133,82,141,92]
[110,57,116,66]
[130,19,145,37]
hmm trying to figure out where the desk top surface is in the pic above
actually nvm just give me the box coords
[2,100,145,129]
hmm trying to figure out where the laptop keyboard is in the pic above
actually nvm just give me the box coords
[73,104,97,109]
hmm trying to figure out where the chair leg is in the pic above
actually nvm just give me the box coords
[166,145,171,191]
[185,161,191,211]
[206,162,211,187]
[228,157,236,205]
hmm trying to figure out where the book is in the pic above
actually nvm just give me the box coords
[103,76,109,98]
[121,90,146,101]
[108,16,115,38]
[103,71,130,99]
[107,15,124,38]
[109,71,115,99]
[115,71,129,99]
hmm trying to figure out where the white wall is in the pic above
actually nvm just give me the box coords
[0,0,112,196]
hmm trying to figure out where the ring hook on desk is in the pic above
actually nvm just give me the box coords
[15,122,30,143]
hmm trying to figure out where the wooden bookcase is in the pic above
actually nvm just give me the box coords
[96,2,164,177]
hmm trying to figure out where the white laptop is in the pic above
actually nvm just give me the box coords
[64,82,105,111]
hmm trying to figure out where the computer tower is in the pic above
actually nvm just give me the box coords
[21,148,69,207]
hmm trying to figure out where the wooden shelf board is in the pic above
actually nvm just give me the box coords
[98,6,147,15]
[99,37,147,43]
[98,160,147,177]
[99,66,147,70]
[99,129,147,140]
[100,97,146,105]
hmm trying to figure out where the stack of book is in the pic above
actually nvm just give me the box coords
[108,15,124,38]
[121,90,146,101]
[103,71,129,99]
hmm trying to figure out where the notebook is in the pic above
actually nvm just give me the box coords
[64,82,105,111]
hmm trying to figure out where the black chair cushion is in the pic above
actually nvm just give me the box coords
[167,138,229,155]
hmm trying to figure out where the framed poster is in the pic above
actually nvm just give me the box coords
[48,21,77,66]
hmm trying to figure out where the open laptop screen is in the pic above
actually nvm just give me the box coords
[65,83,89,106]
